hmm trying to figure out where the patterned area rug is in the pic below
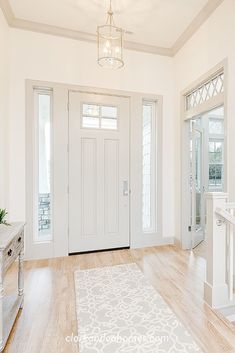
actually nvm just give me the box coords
[74,263,202,353]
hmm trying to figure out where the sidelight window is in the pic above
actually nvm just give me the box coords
[142,101,157,233]
[35,90,53,242]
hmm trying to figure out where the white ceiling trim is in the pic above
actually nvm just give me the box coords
[0,0,224,57]
[172,0,224,55]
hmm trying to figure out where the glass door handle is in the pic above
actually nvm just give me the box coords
[123,180,129,196]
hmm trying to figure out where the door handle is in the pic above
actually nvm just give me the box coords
[123,180,129,196]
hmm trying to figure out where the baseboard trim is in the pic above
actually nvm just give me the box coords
[131,236,174,249]
[174,237,182,249]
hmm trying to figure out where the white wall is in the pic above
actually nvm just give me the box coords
[8,28,176,241]
[0,10,9,209]
[2,0,234,253]
[5,0,235,249]
[174,0,235,240]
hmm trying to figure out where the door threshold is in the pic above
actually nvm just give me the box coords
[69,246,130,256]
[192,238,204,250]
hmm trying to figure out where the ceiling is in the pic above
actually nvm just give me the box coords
[1,0,224,55]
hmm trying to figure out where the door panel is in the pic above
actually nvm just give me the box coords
[69,91,130,253]
[81,138,97,237]
[104,139,119,235]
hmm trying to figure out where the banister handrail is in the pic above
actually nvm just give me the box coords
[216,207,235,227]
[204,192,235,308]
[215,206,234,301]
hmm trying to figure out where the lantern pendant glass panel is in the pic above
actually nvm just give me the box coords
[97,5,124,69]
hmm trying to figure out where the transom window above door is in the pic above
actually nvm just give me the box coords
[81,103,118,130]
[186,72,224,111]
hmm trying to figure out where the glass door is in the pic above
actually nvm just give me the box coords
[191,122,205,248]
[188,106,225,250]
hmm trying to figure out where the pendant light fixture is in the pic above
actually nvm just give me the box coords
[97,0,124,69]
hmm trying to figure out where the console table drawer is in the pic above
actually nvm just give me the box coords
[15,232,24,252]
[3,232,24,273]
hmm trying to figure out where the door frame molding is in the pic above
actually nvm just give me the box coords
[180,59,228,249]
[26,80,165,259]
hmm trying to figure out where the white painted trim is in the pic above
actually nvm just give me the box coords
[181,61,226,97]
[184,93,225,121]
[0,0,14,24]
[0,0,224,57]
[133,236,174,249]
[25,83,54,259]
[204,192,235,308]
[174,237,182,248]
[172,0,224,55]
[10,18,172,57]
[129,94,163,249]
[26,79,164,259]
[180,60,228,250]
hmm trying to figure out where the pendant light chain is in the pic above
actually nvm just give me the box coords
[106,0,115,27]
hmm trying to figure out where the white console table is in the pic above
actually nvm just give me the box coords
[0,222,24,352]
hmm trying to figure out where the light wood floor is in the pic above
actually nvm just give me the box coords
[3,245,235,353]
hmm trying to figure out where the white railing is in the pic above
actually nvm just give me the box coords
[216,206,235,301]
[204,193,235,308]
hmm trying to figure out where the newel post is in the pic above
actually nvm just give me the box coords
[204,192,229,308]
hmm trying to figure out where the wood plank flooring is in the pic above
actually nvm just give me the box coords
[3,245,235,353]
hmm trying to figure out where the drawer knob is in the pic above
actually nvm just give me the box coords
[8,249,12,257]
[18,237,22,243]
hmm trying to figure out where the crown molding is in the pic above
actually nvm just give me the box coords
[10,17,174,57]
[124,40,173,56]
[12,17,97,43]
[172,0,225,55]
[0,0,224,57]
[0,0,14,24]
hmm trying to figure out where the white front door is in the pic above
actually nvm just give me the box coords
[68,91,130,253]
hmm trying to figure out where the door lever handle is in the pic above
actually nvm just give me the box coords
[123,180,129,196]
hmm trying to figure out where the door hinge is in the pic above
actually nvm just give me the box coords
[188,225,192,232]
